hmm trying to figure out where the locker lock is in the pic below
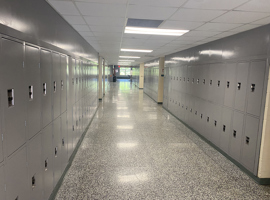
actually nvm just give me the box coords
[237,82,241,90]
[246,137,250,144]
[214,120,217,127]
[45,159,48,171]
[223,125,226,132]
[55,147,58,157]
[62,138,65,146]
[233,130,237,138]
[251,84,255,92]
[32,175,36,189]
[227,81,230,88]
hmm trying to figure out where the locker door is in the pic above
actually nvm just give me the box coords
[0,165,5,200]
[6,148,29,200]
[224,63,237,108]
[234,62,249,112]
[75,60,79,103]
[0,102,3,163]
[53,117,62,187]
[61,112,68,172]
[220,107,233,154]
[211,105,222,146]
[27,133,43,200]
[201,65,209,101]
[0,39,26,156]
[67,109,74,159]
[241,116,260,172]
[204,102,213,140]
[41,125,53,200]
[213,63,225,105]
[41,49,52,128]
[52,53,61,119]
[247,61,266,117]
[60,55,67,114]
[25,45,41,140]
[68,58,75,107]
[229,111,244,162]
[72,105,79,148]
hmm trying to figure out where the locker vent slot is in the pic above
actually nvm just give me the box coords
[218,80,220,87]
[53,81,56,93]
[45,159,48,171]
[207,117,209,122]
[43,83,47,96]
[210,80,212,85]
[55,147,58,157]
[214,120,217,127]
[251,84,255,92]
[233,130,237,138]
[32,176,36,188]
[246,136,250,144]
[7,89,14,107]
[223,125,226,132]
[61,80,64,90]
[227,81,230,88]
[29,86,33,100]
[237,82,241,90]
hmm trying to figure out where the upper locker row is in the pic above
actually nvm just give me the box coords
[167,61,266,118]
[0,38,96,160]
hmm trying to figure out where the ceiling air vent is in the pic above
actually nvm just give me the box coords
[127,18,163,28]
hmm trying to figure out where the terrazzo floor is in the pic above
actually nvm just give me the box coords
[55,80,270,200]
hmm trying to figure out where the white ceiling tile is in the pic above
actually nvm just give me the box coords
[236,0,270,13]
[251,16,270,25]
[160,21,204,30]
[148,35,179,41]
[212,11,270,24]
[211,32,237,38]
[183,0,249,10]
[73,24,90,31]
[48,1,80,15]
[170,9,226,22]
[63,15,85,24]
[90,26,123,33]
[77,0,127,4]
[129,0,186,7]
[169,40,194,45]
[76,2,126,17]
[229,24,262,32]
[84,16,126,26]
[93,32,122,37]
[196,23,242,31]
[184,30,221,37]
[78,31,93,37]
[83,36,98,41]
[123,34,151,39]
[127,5,178,20]
[177,35,209,41]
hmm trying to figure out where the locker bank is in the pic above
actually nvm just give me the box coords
[1,0,270,199]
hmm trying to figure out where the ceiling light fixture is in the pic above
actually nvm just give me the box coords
[119,60,135,62]
[121,49,153,53]
[125,27,189,36]
[119,56,140,58]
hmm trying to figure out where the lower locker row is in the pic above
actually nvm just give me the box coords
[167,95,260,173]
[0,99,98,200]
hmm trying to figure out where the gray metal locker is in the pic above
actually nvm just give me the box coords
[224,63,237,108]
[211,104,222,146]
[6,147,29,200]
[219,107,233,154]
[25,45,42,140]
[60,55,67,114]
[40,49,52,129]
[41,124,53,200]
[27,133,43,200]
[0,129,3,163]
[241,115,260,172]
[68,58,75,107]
[67,109,74,159]
[61,112,68,173]
[0,38,27,156]
[213,63,226,105]
[200,65,209,101]
[0,164,5,200]
[247,61,266,117]
[53,117,62,187]
[52,53,61,119]
[229,111,244,162]
[234,62,249,112]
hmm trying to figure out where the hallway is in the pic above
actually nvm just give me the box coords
[56,80,270,200]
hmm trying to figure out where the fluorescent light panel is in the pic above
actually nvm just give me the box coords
[125,27,189,36]
[119,56,140,58]
[119,60,135,62]
[121,49,152,53]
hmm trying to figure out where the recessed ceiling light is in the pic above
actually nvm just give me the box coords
[121,49,153,53]
[119,60,135,62]
[119,56,140,58]
[125,27,189,36]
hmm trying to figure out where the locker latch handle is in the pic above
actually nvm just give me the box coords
[7,89,15,107]
[180,77,181,81]
[195,111,197,115]
[15,196,19,200]
[237,82,241,90]
[190,108,192,113]
[207,117,209,122]
[203,79,205,84]
[55,147,58,157]
[186,106,188,110]
[45,159,48,171]
[201,114,203,119]
[187,78,189,82]
[197,79,199,84]
[214,120,217,126]
[62,138,65,146]
[73,125,75,131]
[246,136,250,144]
[210,80,212,85]
[227,81,230,88]
[43,83,47,96]
[184,77,185,81]
[32,176,36,188]
[192,78,194,83]
[223,125,226,132]
[218,80,220,87]
[53,81,56,93]
[29,86,33,100]
[233,130,236,138]
[251,84,255,92]
[61,80,64,90]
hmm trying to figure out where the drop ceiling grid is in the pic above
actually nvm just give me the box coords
[47,0,270,65]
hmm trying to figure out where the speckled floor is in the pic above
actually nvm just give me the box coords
[55,80,270,200]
